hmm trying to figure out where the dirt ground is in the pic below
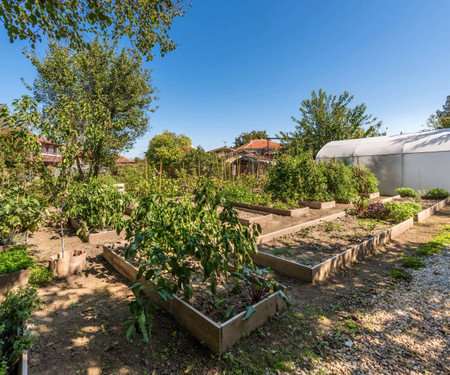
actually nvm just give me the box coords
[27,206,450,375]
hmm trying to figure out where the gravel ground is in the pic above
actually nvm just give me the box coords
[303,248,450,375]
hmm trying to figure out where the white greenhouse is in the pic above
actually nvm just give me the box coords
[316,129,450,195]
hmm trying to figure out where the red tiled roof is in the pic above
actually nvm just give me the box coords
[235,139,281,152]
[116,156,136,165]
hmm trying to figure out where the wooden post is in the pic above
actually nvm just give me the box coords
[333,157,337,165]
[144,159,149,195]
[159,161,162,193]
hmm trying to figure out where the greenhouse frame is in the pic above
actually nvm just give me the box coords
[316,129,450,195]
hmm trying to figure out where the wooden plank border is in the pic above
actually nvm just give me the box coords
[0,269,29,296]
[70,218,124,245]
[103,247,287,354]
[414,197,450,222]
[232,202,309,217]
[257,211,347,244]
[252,218,413,283]
[360,192,380,200]
[298,200,336,210]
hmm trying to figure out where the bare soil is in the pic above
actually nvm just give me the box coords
[259,215,391,266]
[26,205,450,375]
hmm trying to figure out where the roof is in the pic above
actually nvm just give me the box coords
[235,139,281,152]
[316,129,450,158]
[42,155,62,164]
[116,156,136,165]
[36,135,56,146]
[207,146,234,154]
[237,150,275,163]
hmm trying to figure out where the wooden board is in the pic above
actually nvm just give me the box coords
[414,197,450,222]
[70,218,124,244]
[360,192,380,200]
[0,269,29,296]
[298,200,336,210]
[232,202,309,217]
[103,247,287,354]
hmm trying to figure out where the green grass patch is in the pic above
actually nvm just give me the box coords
[390,269,412,281]
[402,257,426,269]
[0,245,33,275]
[416,225,450,256]
[29,266,53,286]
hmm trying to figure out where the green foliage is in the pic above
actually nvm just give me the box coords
[279,89,382,156]
[322,162,358,201]
[30,40,156,177]
[424,95,450,130]
[389,269,412,281]
[0,189,43,245]
[0,287,40,375]
[395,187,416,198]
[384,202,422,223]
[416,225,450,256]
[66,179,131,233]
[425,188,449,199]
[29,266,53,286]
[0,0,185,59]
[402,257,426,270]
[234,130,268,148]
[0,245,32,275]
[120,179,261,341]
[146,130,192,167]
[351,166,379,194]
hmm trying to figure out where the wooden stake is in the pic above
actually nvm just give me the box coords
[159,161,162,193]
[144,159,149,195]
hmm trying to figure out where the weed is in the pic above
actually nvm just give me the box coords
[390,268,412,281]
[29,266,53,286]
[272,245,292,256]
[324,221,341,232]
[300,227,310,236]
[402,257,426,269]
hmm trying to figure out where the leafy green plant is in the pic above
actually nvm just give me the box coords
[389,268,412,281]
[0,245,33,276]
[395,187,416,198]
[323,161,358,201]
[351,166,379,194]
[0,287,40,375]
[0,189,43,245]
[66,178,131,234]
[120,179,262,342]
[402,257,426,270]
[416,225,450,256]
[385,202,422,223]
[29,266,53,286]
[425,188,449,199]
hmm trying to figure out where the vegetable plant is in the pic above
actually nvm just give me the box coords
[395,187,416,198]
[384,202,422,223]
[119,179,263,342]
[0,287,40,375]
[425,188,449,199]
[0,245,33,276]
[351,166,379,194]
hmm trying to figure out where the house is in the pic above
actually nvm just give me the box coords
[234,139,281,155]
[115,156,136,166]
[37,137,62,166]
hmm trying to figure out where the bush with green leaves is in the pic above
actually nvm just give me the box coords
[29,266,53,286]
[425,188,449,199]
[66,178,131,233]
[119,179,270,342]
[351,166,379,194]
[0,245,33,276]
[350,200,421,224]
[322,161,358,201]
[0,287,40,375]
[0,189,43,245]
[395,187,416,198]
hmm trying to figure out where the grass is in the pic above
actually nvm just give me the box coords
[390,269,412,281]
[416,225,450,256]
[402,257,426,269]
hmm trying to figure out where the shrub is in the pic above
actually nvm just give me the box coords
[0,287,40,375]
[395,187,416,198]
[351,166,379,194]
[322,161,358,201]
[66,179,131,233]
[29,266,53,286]
[0,245,33,275]
[425,188,449,199]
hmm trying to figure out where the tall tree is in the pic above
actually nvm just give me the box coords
[29,39,157,178]
[0,0,186,59]
[146,130,192,167]
[280,89,382,156]
[234,130,268,148]
[425,95,450,130]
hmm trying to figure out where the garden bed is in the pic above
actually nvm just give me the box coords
[103,246,287,354]
[298,200,336,210]
[253,216,413,283]
[69,218,125,244]
[218,206,273,225]
[232,201,309,217]
[389,197,450,222]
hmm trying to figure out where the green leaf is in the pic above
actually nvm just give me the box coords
[126,324,136,341]
[242,306,256,321]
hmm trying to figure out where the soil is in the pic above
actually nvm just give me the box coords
[26,205,450,375]
[218,206,266,220]
[259,215,391,266]
[390,197,442,209]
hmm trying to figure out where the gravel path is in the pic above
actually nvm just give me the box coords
[305,248,450,375]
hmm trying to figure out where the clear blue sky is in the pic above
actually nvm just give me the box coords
[1,0,449,158]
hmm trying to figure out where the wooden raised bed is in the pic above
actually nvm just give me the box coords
[379,195,401,203]
[257,211,347,244]
[236,210,273,226]
[103,246,287,354]
[414,197,450,222]
[232,202,309,217]
[298,200,336,210]
[360,192,380,200]
[70,218,124,245]
[252,218,413,283]
[0,269,29,296]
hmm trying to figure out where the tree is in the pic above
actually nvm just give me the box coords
[146,130,192,167]
[29,39,157,178]
[425,95,450,130]
[280,89,382,156]
[234,130,268,148]
[0,0,186,60]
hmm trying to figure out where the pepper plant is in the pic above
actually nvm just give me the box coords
[119,179,262,342]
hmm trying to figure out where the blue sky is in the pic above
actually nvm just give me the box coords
[1,0,449,157]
